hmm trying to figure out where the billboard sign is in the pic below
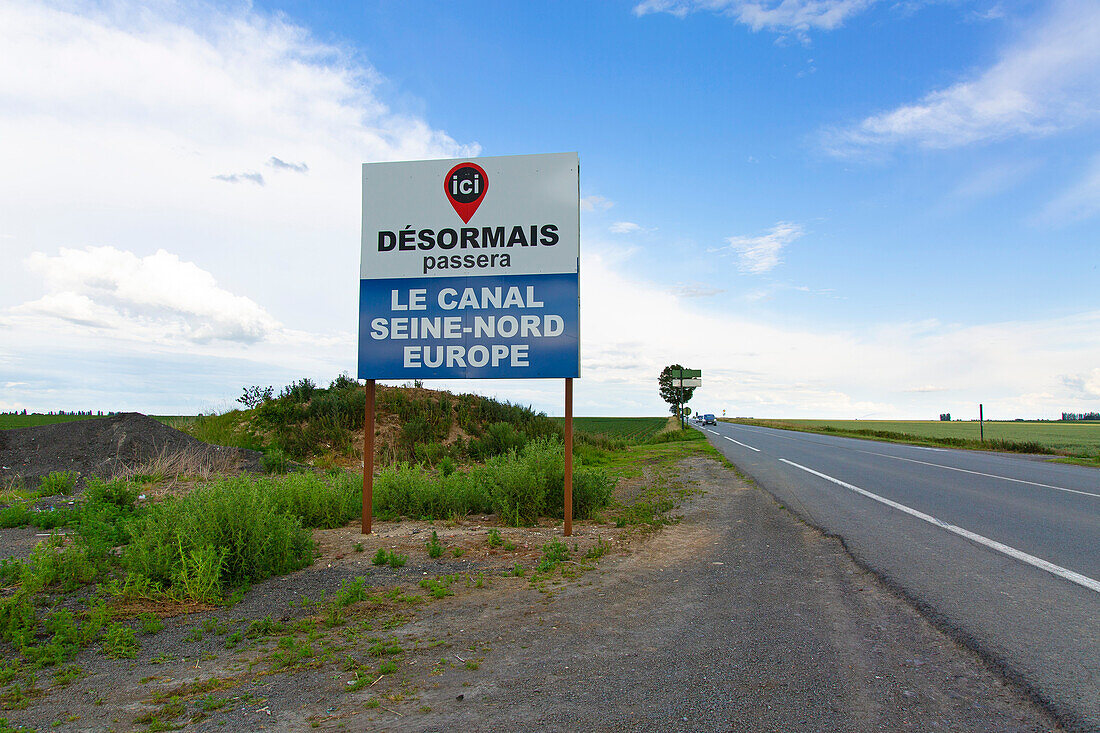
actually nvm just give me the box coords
[359,153,579,380]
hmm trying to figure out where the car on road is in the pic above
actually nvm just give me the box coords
[703,414,716,425]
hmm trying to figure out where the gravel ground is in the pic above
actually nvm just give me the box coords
[2,454,1061,732]
[0,413,262,488]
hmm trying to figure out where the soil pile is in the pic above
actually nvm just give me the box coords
[0,413,262,487]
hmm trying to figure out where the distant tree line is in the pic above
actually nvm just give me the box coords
[939,413,951,421]
[0,410,115,416]
[1062,412,1100,421]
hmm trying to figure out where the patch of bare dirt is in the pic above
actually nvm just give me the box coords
[0,413,262,490]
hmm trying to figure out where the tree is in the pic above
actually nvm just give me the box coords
[238,385,274,409]
[658,364,697,423]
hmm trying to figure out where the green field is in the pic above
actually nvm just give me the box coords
[730,418,1100,461]
[557,417,671,442]
[0,414,104,430]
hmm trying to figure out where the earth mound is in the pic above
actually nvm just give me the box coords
[0,413,262,488]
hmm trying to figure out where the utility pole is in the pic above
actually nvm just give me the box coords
[979,403,984,443]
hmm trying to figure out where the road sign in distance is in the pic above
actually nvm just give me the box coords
[677,378,702,387]
[671,369,702,379]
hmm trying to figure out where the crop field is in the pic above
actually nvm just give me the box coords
[731,418,1100,458]
[0,414,103,430]
[562,417,670,442]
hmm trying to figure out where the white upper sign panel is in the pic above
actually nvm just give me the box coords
[361,152,579,280]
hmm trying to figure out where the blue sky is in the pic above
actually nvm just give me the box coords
[1,0,1098,419]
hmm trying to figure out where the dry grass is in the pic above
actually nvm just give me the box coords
[115,445,243,489]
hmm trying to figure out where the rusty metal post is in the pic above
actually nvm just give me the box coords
[564,377,573,537]
[362,380,375,534]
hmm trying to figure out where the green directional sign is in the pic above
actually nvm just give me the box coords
[671,368,701,379]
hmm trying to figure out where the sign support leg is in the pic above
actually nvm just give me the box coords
[362,380,375,534]
[564,377,573,537]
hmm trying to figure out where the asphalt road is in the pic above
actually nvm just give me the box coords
[697,421,1100,733]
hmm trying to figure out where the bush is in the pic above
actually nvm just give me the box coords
[279,377,317,403]
[478,457,544,527]
[83,477,138,508]
[371,439,612,526]
[122,474,354,591]
[0,505,30,529]
[261,448,290,474]
[39,471,77,496]
[468,422,527,460]
[372,463,491,520]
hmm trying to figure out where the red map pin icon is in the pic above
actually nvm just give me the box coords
[444,162,488,223]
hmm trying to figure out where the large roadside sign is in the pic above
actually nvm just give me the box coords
[358,153,580,380]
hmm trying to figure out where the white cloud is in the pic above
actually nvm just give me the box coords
[609,221,643,234]
[634,0,878,36]
[575,252,1100,418]
[668,283,725,298]
[580,195,614,212]
[711,222,803,274]
[0,0,476,407]
[268,157,308,173]
[1039,152,1100,223]
[11,246,283,344]
[212,171,265,185]
[829,0,1100,151]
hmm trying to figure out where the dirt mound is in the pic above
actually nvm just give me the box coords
[0,413,263,488]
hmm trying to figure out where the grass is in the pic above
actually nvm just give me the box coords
[555,417,669,442]
[728,418,1100,462]
[0,414,104,430]
[372,438,614,526]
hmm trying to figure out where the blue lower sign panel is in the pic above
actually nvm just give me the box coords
[358,273,579,379]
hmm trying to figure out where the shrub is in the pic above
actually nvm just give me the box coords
[101,622,138,658]
[170,543,226,602]
[477,457,543,526]
[426,531,443,559]
[261,448,290,474]
[536,539,570,573]
[123,475,332,590]
[83,477,138,508]
[39,471,77,496]
[0,505,29,529]
[468,422,527,460]
[279,377,317,403]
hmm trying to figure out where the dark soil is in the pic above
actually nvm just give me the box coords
[0,413,262,488]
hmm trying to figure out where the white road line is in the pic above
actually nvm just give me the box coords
[779,458,1100,595]
[859,451,1100,500]
[723,436,760,452]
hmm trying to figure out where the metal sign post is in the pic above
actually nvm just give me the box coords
[362,380,375,534]
[564,378,573,536]
[358,153,580,535]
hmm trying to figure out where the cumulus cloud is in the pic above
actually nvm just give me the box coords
[609,221,642,234]
[12,247,282,343]
[634,0,878,36]
[0,0,479,409]
[711,222,803,274]
[212,171,264,185]
[268,157,309,173]
[828,0,1100,151]
[580,195,614,212]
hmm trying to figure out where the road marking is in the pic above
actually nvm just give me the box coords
[779,458,1100,595]
[722,436,760,452]
[859,451,1100,500]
